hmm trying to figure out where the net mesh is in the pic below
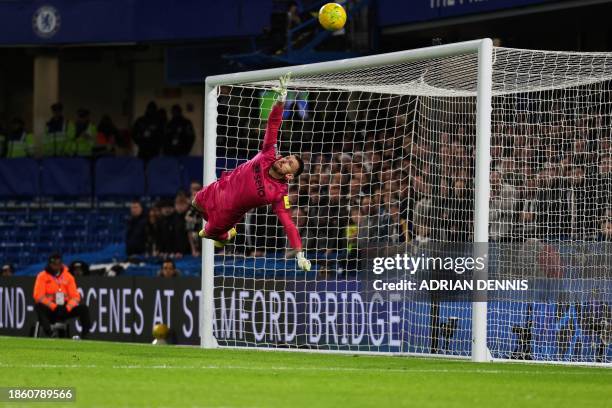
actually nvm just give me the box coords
[209,46,612,363]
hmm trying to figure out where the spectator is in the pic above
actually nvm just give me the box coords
[413,222,431,244]
[33,254,91,338]
[66,108,96,156]
[568,165,597,240]
[357,195,391,247]
[519,175,538,240]
[126,200,147,255]
[597,217,612,242]
[2,118,33,158]
[287,1,302,30]
[312,183,349,251]
[163,104,195,156]
[133,101,163,161]
[489,171,518,242]
[43,102,69,156]
[155,195,191,257]
[447,178,474,242]
[158,107,168,132]
[145,206,162,256]
[1,263,14,277]
[386,201,409,244]
[157,259,180,278]
[189,180,203,198]
[186,181,203,256]
[67,108,98,156]
[597,156,611,218]
[95,115,120,156]
[157,200,177,256]
[409,174,433,239]
[345,206,361,252]
[536,163,571,240]
[173,193,192,256]
[68,261,89,277]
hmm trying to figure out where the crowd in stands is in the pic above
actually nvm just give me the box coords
[0,101,195,160]
[216,89,612,267]
[1,90,611,277]
[126,181,202,259]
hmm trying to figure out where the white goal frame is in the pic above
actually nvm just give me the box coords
[200,38,494,362]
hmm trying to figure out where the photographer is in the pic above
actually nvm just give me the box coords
[33,254,91,338]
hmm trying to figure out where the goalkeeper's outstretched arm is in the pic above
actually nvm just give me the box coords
[273,203,311,271]
[262,73,291,153]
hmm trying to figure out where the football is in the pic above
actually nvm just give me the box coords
[318,3,347,31]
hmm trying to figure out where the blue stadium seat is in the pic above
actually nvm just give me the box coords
[145,157,181,197]
[40,158,92,197]
[95,157,145,198]
[179,156,203,189]
[0,158,40,198]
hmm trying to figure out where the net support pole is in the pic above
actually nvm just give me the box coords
[201,83,218,349]
[472,38,493,362]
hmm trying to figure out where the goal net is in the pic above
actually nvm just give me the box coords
[203,40,612,364]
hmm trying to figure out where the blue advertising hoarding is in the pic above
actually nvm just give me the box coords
[378,0,562,27]
[2,275,609,362]
[0,0,272,45]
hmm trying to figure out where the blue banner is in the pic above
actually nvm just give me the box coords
[1,276,610,362]
[0,0,272,45]
[378,0,561,27]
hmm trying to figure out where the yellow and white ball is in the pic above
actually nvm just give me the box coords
[318,3,347,31]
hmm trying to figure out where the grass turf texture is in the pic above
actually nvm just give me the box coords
[0,336,610,408]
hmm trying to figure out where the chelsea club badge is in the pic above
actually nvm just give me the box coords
[33,5,61,39]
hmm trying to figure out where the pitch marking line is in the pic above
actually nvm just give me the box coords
[0,362,607,375]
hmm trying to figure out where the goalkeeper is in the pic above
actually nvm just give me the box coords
[192,73,311,271]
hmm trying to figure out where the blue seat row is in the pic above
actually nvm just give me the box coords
[0,209,128,269]
[0,156,213,199]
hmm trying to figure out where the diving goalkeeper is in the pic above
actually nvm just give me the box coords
[192,73,311,271]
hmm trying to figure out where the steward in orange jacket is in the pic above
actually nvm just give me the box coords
[33,253,90,338]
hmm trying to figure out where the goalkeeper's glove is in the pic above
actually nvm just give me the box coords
[272,72,291,103]
[296,251,311,272]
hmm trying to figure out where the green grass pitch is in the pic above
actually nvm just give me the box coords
[0,336,610,408]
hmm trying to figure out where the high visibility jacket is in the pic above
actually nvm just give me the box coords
[33,267,81,312]
[65,122,96,156]
[5,131,34,158]
[42,120,72,156]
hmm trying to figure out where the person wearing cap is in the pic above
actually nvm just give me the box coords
[33,254,91,338]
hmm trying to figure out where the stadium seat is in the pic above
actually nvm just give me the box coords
[146,157,182,197]
[95,157,145,198]
[179,156,203,189]
[0,158,40,198]
[40,158,92,197]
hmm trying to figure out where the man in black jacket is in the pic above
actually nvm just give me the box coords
[163,104,195,156]
[126,201,147,255]
[133,101,163,161]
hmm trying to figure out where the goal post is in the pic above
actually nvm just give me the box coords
[201,38,612,365]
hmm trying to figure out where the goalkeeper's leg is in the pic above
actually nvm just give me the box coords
[192,188,237,247]
[194,209,237,248]
[198,225,237,248]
